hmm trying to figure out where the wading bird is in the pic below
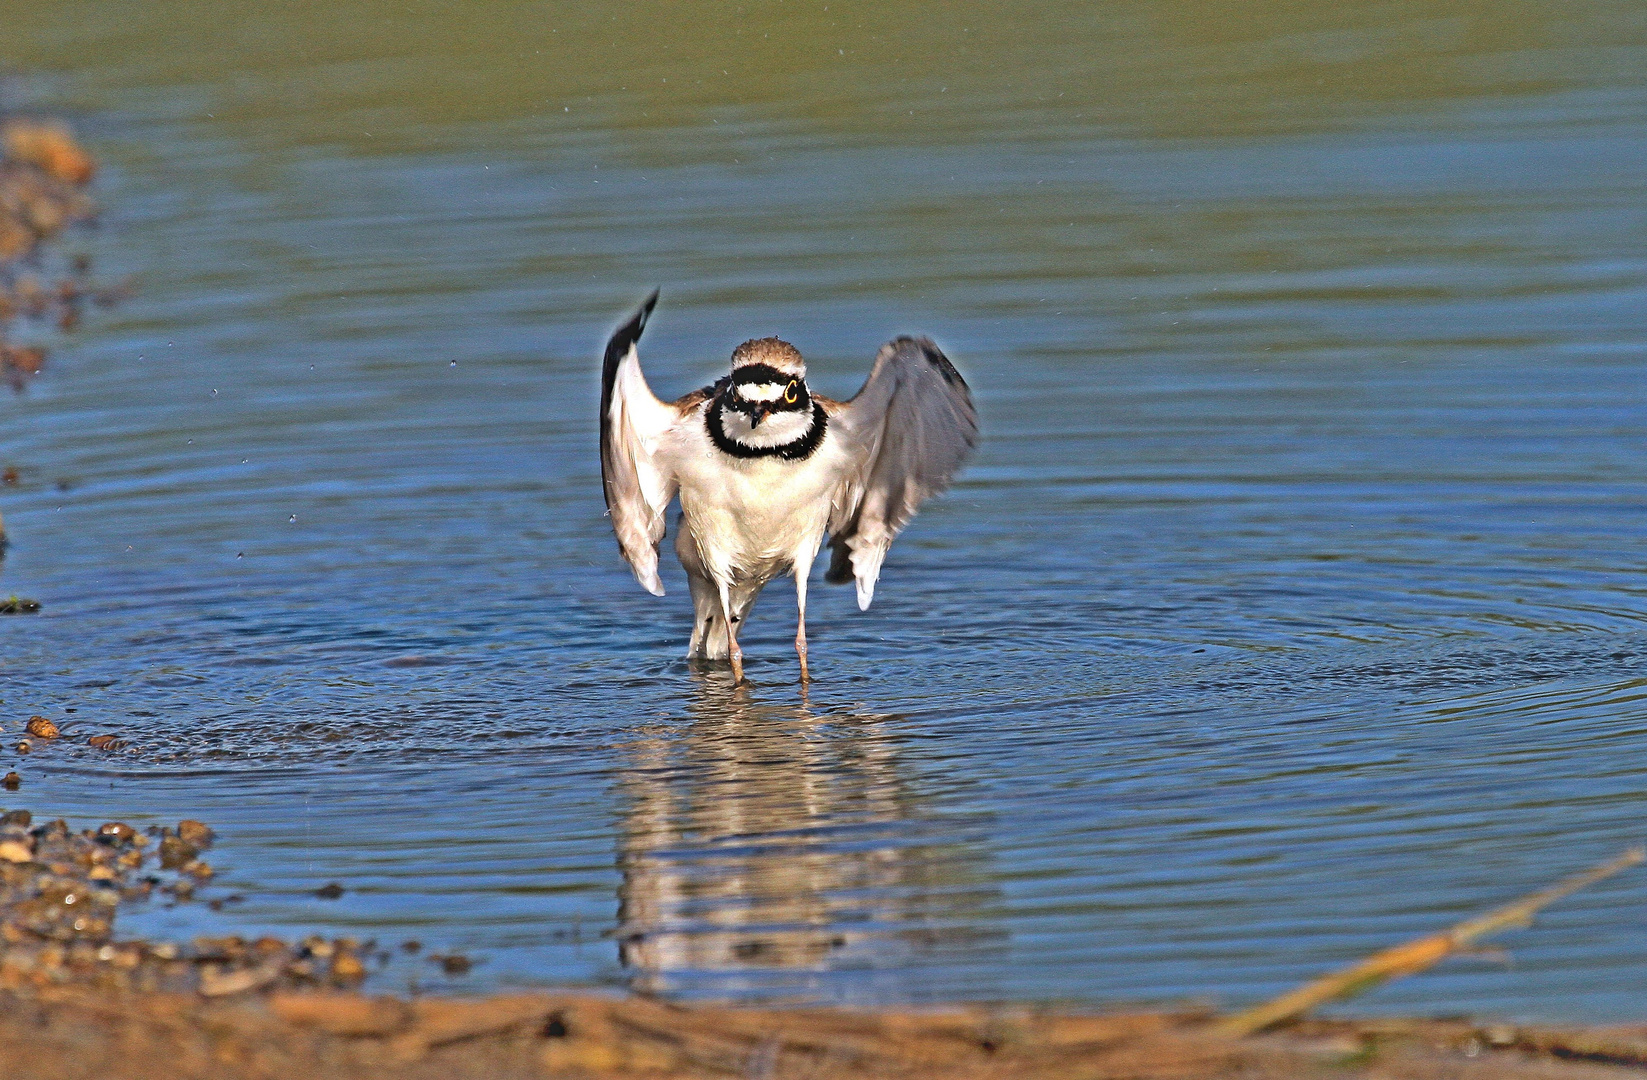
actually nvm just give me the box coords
[598,291,977,683]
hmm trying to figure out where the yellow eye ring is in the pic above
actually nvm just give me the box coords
[784,381,798,404]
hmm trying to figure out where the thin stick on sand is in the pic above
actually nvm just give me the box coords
[1212,846,1646,1038]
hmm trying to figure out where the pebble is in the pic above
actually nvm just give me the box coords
[158,834,198,870]
[3,120,96,184]
[3,773,19,791]
[0,800,477,1004]
[23,716,58,739]
[431,953,474,976]
[176,820,213,847]
[330,951,367,984]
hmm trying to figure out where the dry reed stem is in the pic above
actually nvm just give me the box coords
[1212,846,1645,1038]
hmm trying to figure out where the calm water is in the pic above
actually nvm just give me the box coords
[1,0,1646,1020]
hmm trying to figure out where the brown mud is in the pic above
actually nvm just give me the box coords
[0,800,1641,1080]
[3,972,1647,1080]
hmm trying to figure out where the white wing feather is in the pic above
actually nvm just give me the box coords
[599,292,680,596]
[826,336,978,609]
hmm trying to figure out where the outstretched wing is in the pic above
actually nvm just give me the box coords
[599,289,682,596]
[824,336,978,609]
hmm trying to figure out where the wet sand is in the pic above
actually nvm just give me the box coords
[4,973,1647,1079]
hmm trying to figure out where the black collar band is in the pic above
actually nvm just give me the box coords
[707,400,828,461]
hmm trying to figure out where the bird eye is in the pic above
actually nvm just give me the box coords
[784,381,798,404]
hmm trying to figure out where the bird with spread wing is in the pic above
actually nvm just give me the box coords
[599,291,977,683]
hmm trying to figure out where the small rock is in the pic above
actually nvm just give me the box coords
[314,882,345,900]
[158,835,197,869]
[3,773,19,791]
[97,822,136,843]
[330,951,366,985]
[0,839,33,863]
[3,120,97,185]
[176,820,213,847]
[24,717,58,739]
[1,810,29,826]
[14,741,28,755]
[430,953,473,976]
[87,734,124,751]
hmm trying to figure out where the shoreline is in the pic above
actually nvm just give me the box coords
[0,802,1640,1079]
[4,980,1646,1078]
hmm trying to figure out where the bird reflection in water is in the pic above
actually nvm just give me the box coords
[615,675,999,1001]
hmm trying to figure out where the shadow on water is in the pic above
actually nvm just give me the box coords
[615,674,1002,1001]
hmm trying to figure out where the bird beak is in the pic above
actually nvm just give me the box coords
[750,404,772,428]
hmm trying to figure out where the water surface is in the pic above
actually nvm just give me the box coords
[0,0,1645,1019]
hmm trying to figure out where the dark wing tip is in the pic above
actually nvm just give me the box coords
[602,288,662,412]
[913,337,968,392]
[599,289,661,509]
[605,289,660,372]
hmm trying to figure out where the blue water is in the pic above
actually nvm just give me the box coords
[0,0,1645,1020]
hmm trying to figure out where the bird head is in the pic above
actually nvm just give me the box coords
[725,338,810,430]
[708,337,822,457]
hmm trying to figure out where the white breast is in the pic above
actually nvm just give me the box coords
[665,415,848,583]
[716,406,813,450]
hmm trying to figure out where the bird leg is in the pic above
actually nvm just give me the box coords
[716,581,745,684]
[794,570,811,684]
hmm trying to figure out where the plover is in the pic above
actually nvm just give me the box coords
[598,291,977,682]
